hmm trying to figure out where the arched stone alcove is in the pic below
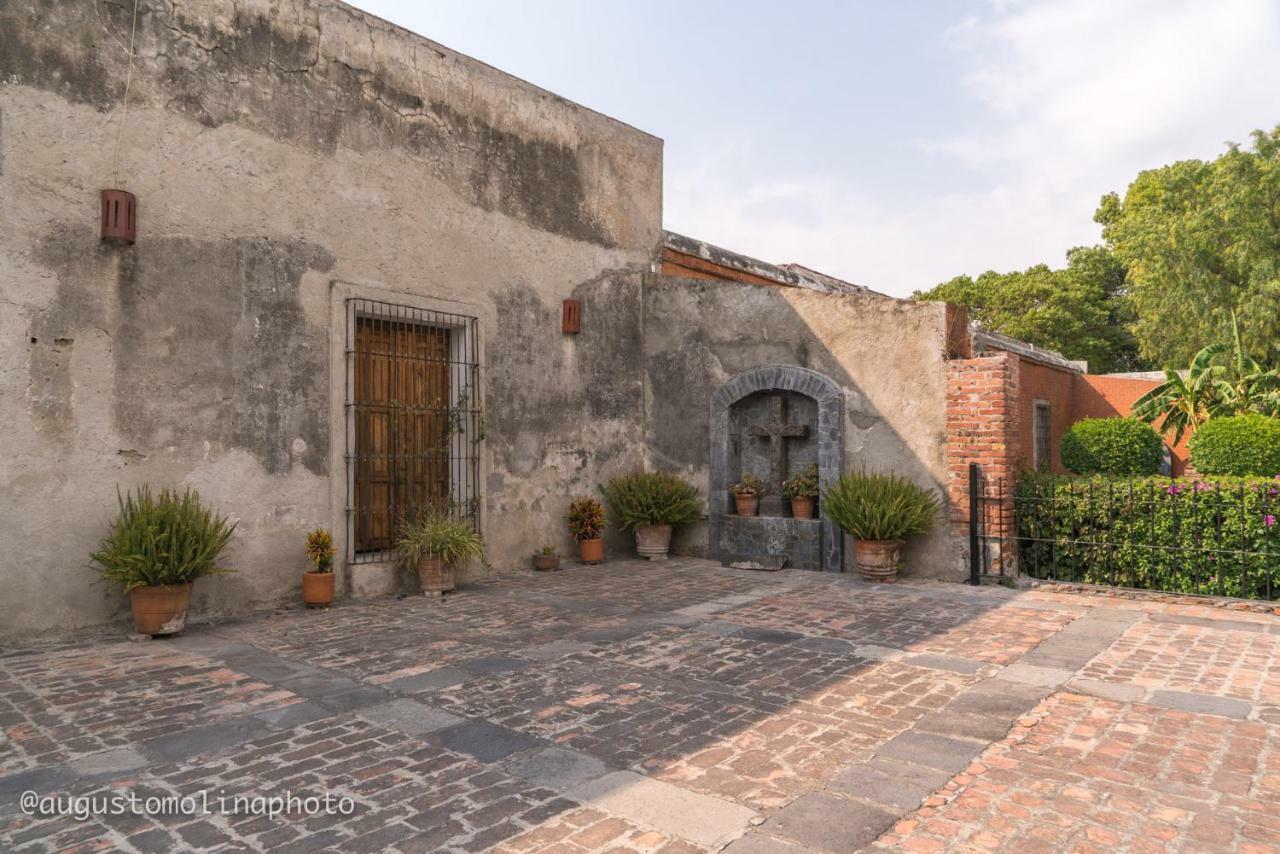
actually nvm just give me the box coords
[709,365,843,571]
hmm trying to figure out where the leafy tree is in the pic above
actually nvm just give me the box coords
[1096,126,1280,368]
[914,246,1142,372]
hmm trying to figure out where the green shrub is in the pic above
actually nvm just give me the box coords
[396,509,483,566]
[1059,417,1163,475]
[304,528,335,573]
[822,470,941,541]
[1017,472,1280,599]
[1188,413,1280,476]
[601,472,701,529]
[90,486,237,590]
[567,497,606,541]
[782,464,820,498]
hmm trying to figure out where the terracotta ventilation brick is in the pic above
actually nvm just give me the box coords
[561,299,581,334]
[100,189,137,243]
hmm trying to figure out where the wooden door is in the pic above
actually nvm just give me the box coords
[354,317,451,552]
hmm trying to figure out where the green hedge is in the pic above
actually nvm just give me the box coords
[1188,413,1280,476]
[1059,417,1163,475]
[1016,473,1280,600]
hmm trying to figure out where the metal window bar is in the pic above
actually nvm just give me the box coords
[970,463,1280,601]
[344,298,481,563]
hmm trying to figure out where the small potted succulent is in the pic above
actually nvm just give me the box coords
[568,497,606,564]
[534,544,561,572]
[823,470,941,582]
[396,508,483,596]
[303,528,336,607]
[782,464,820,519]
[601,471,702,560]
[730,473,763,517]
[90,485,236,636]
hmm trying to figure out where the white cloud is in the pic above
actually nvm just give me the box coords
[665,0,1280,297]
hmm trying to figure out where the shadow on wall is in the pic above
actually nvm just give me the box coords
[641,275,961,580]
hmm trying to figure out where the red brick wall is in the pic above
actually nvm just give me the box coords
[945,351,1020,535]
[1016,361,1079,474]
[1075,374,1187,474]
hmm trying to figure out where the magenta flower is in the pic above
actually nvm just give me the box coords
[1165,484,1183,496]
[1266,514,1277,528]
[1193,482,1212,492]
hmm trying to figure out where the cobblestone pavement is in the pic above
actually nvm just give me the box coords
[2,559,1278,852]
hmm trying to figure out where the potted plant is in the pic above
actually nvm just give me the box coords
[534,544,561,572]
[303,528,336,607]
[395,508,483,596]
[601,471,701,560]
[730,473,763,516]
[90,485,236,636]
[823,470,941,582]
[782,464,820,519]
[568,497,606,564]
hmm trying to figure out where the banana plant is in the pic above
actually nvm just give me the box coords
[1132,343,1227,445]
[1213,312,1280,416]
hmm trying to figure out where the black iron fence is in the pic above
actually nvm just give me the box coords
[969,463,1280,601]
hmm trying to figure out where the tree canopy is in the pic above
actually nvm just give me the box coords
[914,245,1141,373]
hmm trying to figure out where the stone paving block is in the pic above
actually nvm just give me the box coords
[459,655,530,675]
[722,831,811,853]
[852,644,906,661]
[503,746,608,791]
[875,731,985,774]
[913,710,1016,742]
[1148,689,1251,719]
[0,764,79,803]
[945,680,1049,717]
[219,649,321,683]
[1149,612,1267,633]
[315,684,390,713]
[252,700,333,728]
[763,791,895,852]
[517,641,595,663]
[829,756,952,811]
[793,636,859,656]
[66,747,148,777]
[906,652,988,674]
[358,699,464,735]
[275,671,364,699]
[1066,677,1146,703]
[565,770,757,849]
[386,665,474,693]
[142,717,275,763]
[732,627,803,645]
[430,720,546,763]
[993,661,1073,688]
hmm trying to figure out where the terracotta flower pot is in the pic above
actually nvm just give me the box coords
[635,524,672,560]
[534,554,561,571]
[734,494,759,516]
[791,496,815,519]
[302,571,335,607]
[853,539,904,583]
[129,583,192,636]
[578,537,604,564]
[417,555,456,596]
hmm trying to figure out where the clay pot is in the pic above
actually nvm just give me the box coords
[417,555,456,596]
[734,494,759,516]
[578,538,604,564]
[791,496,815,519]
[534,554,561,572]
[853,539,904,583]
[635,524,672,560]
[302,571,335,607]
[129,583,192,636]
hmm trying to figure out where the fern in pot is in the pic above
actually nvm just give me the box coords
[396,508,483,596]
[823,470,941,582]
[90,485,236,636]
[601,471,701,560]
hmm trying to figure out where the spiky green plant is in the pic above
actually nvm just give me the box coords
[396,509,483,567]
[601,472,701,530]
[822,470,941,541]
[90,486,237,590]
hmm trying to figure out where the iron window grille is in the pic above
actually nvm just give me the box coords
[344,298,481,563]
[1033,401,1051,471]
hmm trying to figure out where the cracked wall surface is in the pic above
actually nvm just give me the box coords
[0,0,661,638]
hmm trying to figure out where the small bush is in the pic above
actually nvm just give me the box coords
[1060,417,1162,475]
[90,486,237,590]
[601,472,701,529]
[822,470,941,541]
[567,497,606,541]
[396,509,483,567]
[782,464,820,498]
[1189,413,1280,476]
[731,473,764,496]
[304,528,335,573]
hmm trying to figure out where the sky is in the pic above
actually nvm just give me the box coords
[353,0,1280,297]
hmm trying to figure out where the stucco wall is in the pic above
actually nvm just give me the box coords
[0,0,662,638]
[643,276,963,580]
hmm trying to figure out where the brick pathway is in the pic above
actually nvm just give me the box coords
[1,559,1277,852]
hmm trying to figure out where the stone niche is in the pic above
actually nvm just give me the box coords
[709,366,843,571]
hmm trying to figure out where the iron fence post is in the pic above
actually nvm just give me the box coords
[969,462,980,585]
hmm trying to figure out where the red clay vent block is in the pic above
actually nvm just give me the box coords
[562,299,581,334]
[100,189,137,243]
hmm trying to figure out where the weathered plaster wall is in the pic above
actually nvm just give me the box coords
[643,276,963,580]
[0,0,661,638]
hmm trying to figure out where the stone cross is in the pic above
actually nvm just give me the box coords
[748,395,809,511]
